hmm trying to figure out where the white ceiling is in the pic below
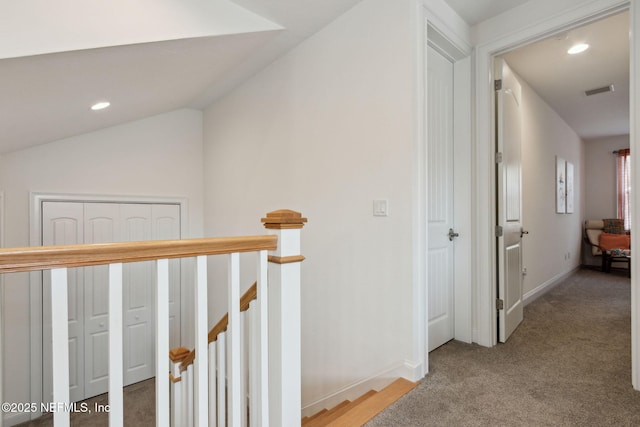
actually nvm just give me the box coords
[503,11,630,140]
[0,0,629,154]
[444,0,531,25]
[0,0,363,153]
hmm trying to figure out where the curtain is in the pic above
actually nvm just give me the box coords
[617,148,631,230]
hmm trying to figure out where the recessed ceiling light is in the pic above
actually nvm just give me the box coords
[91,101,111,111]
[568,43,589,55]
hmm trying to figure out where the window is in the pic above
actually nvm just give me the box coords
[617,148,631,230]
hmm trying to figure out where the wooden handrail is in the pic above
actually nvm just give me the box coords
[178,281,258,372]
[208,281,257,342]
[0,236,277,273]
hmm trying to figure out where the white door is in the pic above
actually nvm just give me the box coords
[120,203,182,384]
[427,44,456,352]
[152,204,181,350]
[84,202,120,397]
[119,204,155,386]
[42,201,181,401]
[42,202,85,403]
[495,58,524,342]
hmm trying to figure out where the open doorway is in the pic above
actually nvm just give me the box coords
[473,0,640,390]
[494,10,630,341]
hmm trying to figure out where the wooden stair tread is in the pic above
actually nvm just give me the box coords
[302,409,329,425]
[304,391,378,427]
[303,400,353,427]
[325,378,418,427]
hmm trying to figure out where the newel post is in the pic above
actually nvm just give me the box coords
[169,347,189,427]
[262,210,307,427]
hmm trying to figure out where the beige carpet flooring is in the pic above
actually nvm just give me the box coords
[16,378,155,426]
[367,268,640,426]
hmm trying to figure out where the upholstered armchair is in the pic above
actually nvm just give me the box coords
[584,219,630,276]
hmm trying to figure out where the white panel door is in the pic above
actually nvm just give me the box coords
[83,203,120,398]
[427,45,456,352]
[152,204,181,349]
[42,202,85,403]
[120,204,155,385]
[496,58,524,342]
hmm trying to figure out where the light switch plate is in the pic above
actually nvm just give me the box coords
[373,199,389,216]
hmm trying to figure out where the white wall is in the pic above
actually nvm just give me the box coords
[583,135,629,220]
[517,68,585,299]
[203,0,416,413]
[0,108,204,424]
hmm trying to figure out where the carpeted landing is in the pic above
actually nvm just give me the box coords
[367,268,640,426]
[16,378,154,426]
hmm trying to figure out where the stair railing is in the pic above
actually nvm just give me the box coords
[170,281,257,426]
[170,209,307,426]
[0,209,306,427]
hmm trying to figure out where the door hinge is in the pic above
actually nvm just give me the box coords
[495,152,503,163]
[495,225,503,237]
[495,79,502,90]
[496,299,504,310]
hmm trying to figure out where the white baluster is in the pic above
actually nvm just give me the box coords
[249,301,258,427]
[51,268,70,427]
[108,263,124,427]
[240,311,247,427]
[187,365,194,427]
[170,367,181,427]
[182,365,190,427]
[195,256,208,426]
[157,259,170,427]
[217,333,226,427]
[228,253,241,425]
[209,342,217,427]
[256,250,269,426]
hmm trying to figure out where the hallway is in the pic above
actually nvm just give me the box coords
[368,269,640,426]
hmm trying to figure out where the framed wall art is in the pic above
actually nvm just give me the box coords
[566,161,574,213]
[556,156,566,214]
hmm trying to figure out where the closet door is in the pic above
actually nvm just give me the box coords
[42,200,181,401]
[83,203,120,398]
[120,204,155,385]
[152,204,181,348]
[42,202,85,403]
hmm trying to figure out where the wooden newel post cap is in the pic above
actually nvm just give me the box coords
[169,346,191,362]
[262,210,308,229]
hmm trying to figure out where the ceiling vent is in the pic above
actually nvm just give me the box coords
[585,85,615,96]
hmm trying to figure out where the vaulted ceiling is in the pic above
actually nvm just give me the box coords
[0,0,628,154]
[0,0,364,153]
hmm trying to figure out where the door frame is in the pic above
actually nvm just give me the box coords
[413,0,473,378]
[473,0,640,389]
[28,192,189,418]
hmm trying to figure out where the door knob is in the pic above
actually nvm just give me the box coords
[448,228,460,241]
[521,229,529,238]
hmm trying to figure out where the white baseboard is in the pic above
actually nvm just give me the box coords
[523,266,580,306]
[301,359,423,418]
